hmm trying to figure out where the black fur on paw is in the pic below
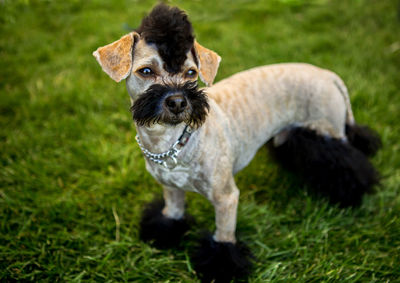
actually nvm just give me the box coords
[139,199,192,249]
[191,233,254,283]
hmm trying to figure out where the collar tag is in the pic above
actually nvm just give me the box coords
[177,125,193,147]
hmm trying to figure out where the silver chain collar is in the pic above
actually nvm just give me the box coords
[135,125,193,169]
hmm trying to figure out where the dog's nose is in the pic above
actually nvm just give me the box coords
[165,94,187,114]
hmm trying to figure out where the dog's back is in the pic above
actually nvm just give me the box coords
[206,63,350,172]
[208,63,350,138]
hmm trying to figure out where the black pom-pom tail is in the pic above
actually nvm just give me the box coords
[269,127,380,207]
[139,199,192,249]
[346,123,382,156]
[191,233,254,283]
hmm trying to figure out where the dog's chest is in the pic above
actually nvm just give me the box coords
[145,160,208,195]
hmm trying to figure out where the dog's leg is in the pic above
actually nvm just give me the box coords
[213,184,239,243]
[139,186,191,249]
[162,186,185,219]
[192,177,253,282]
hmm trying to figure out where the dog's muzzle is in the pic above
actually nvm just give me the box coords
[131,81,209,128]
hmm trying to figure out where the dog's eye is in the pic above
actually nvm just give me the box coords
[138,67,154,76]
[186,69,197,77]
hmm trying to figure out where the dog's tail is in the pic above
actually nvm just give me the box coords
[332,76,382,156]
[269,127,380,207]
[333,76,355,125]
[345,124,382,157]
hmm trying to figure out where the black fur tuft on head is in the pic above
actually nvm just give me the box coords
[269,127,380,207]
[191,233,254,283]
[139,199,193,249]
[346,124,382,157]
[131,81,209,128]
[136,3,195,73]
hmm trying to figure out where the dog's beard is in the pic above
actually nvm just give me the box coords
[131,81,209,128]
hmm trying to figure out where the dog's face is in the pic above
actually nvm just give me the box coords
[93,4,221,128]
[126,38,209,128]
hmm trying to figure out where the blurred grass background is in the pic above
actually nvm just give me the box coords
[0,0,399,281]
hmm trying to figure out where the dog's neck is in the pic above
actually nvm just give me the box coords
[135,123,187,154]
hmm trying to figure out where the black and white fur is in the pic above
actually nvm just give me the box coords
[93,4,382,282]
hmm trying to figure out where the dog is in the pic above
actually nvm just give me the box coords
[93,3,381,282]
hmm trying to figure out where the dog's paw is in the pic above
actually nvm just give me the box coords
[191,233,254,283]
[139,199,192,249]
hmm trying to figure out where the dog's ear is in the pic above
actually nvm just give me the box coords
[193,41,221,86]
[93,32,139,83]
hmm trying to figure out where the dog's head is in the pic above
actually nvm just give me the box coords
[93,3,221,128]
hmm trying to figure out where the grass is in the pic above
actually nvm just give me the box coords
[1,0,399,281]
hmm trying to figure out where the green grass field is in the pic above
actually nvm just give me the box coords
[1,0,399,281]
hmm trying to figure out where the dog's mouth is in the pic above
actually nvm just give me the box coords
[130,81,209,128]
